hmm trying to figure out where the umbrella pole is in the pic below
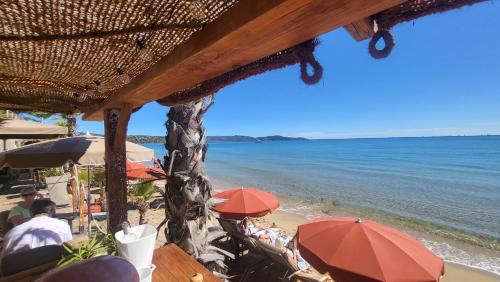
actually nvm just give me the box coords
[87,166,91,236]
[70,164,79,213]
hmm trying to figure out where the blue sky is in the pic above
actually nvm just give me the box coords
[79,2,500,139]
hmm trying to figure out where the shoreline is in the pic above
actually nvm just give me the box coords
[211,178,500,279]
[261,209,500,282]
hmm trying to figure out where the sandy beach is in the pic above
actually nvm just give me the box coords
[1,179,498,282]
[262,210,500,282]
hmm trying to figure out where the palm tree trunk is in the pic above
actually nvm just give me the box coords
[163,97,214,256]
[66,113,77,137]
[138,202,148,225]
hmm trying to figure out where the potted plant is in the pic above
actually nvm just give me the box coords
[58,233,117,267]
[43,168,70,206]
[129,181,155,225]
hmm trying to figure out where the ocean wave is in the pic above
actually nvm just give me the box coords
[421,238,500,276]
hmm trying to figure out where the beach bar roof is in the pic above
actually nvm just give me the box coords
[0,0,485,119]
[0,0,486,234]
[0,119,67,139]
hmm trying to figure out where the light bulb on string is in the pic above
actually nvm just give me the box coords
[117,68,131,84]
[95,80,107,93]
[77,85,94,102]
[189,0,206,20]
[136,40,153,62]
[72,106,81,115]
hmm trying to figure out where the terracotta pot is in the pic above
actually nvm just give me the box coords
[81,204,101,215]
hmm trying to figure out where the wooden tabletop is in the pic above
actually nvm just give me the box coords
[152,244,220,282]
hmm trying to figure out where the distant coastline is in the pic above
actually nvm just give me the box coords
[125,134,307,144]
[82,132,500,144]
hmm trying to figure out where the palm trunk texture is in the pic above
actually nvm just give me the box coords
[163,98,214,256]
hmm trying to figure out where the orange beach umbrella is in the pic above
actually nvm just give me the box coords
[212,187,279,220]
[297,217,444,282]
[126,161,166,180]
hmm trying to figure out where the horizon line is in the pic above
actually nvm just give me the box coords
[116,133,500,140]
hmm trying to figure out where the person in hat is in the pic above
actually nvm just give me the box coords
[2,199,72,257]
[7,186,40,226]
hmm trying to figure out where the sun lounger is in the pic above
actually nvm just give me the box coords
[255,240,328,282]
[217,218,247,258]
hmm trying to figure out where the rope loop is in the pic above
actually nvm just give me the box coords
[369,30,395,59]
[299,51,323,85]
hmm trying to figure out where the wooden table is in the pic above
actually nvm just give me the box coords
[152,244,220,282]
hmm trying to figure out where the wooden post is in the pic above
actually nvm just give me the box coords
[104,105,132,235]
[70,164,79,213]
[78,182,85,234]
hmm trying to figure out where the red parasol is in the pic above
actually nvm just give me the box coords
[212,187,279,220]
[126,161,166,180]
[297,217,445,282]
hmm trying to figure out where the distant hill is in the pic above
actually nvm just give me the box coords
[128,135,307,144]
[80,132,307,144]
[127,135,164,144]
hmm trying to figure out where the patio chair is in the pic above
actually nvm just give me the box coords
[0,211,13,252]
[0,244,72,277]
[0,210,13,237]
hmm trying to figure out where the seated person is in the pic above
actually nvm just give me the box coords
[285,235,310,271]
[2,199,73,257]
[7,186,39,226]
[240,218,279,246]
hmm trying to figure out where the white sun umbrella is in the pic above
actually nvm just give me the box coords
[0,136,154,168]
[0,135,155,236]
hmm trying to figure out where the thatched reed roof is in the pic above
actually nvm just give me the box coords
[0,0,237,113]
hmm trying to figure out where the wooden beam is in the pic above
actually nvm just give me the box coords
[84,0,405,121]
[344,17,375,42]
[104,104,132,234]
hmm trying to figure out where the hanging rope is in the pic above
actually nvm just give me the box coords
[158,39,323,106]
[369,30,395,59]
[298,46,323,85]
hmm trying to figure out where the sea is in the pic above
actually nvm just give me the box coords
[144,136,500,275]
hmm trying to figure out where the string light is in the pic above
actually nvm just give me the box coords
[95,80,107,93]
[189,0,206,20]
[117,68,131,84]
[136,39,153,62]
[77,85,95,102]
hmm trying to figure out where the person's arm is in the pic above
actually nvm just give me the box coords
[7,207,29,226]
[7,215,27,226]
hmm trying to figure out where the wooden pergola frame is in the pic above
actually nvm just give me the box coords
[91,0,406,234]
[2,0,409,234]
[83,0,405,121]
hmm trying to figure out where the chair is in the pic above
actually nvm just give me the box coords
[0,245,71,277]
[0,211,13,237]
[0,211,13,252]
